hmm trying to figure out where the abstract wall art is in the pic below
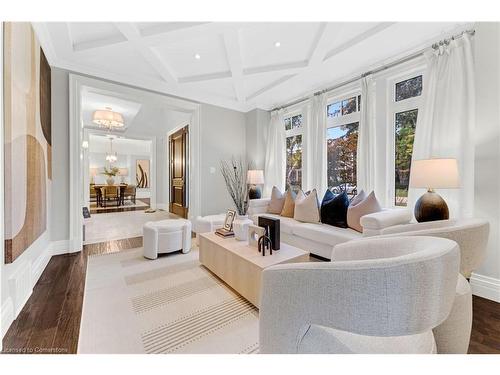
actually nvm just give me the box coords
[3,22,51,263]
[136,159,150,188]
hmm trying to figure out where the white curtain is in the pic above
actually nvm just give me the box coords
[263,109,285,197]
[356,75,376,194]
[307,93,328,194]
[408,34,475,218]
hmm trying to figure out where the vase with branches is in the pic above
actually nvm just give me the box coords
[220,157,249,216]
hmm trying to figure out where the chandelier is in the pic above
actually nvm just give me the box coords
[92,107,124,129]
[105,138,117,163]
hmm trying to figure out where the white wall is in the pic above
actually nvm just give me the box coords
[245,108,270,170]
[51,68,70,242]
[470,22,500,301]
[200,104,247,216]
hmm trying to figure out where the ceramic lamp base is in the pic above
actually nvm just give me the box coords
[248,185,262,199]
[414,190,449,223]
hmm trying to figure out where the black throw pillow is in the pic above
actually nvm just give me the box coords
[320,191,349,228]
[321,189,334,205]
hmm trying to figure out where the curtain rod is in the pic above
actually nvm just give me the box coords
[271,28,475,112]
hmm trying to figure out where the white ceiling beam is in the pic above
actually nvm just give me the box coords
[246,74,296,101]
[139,22,210,37]
[141,22,246,47]
[248,23,398,102]
[243,60,308,76]
[223,31,245,102]
[178,71,232,84]
[73,34,128,52]
[323,22,396,61]
[307,23,345,67]
[114,22,178,85]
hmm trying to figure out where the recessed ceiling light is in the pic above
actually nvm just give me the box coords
[194,53,201,60]
[274,41,281,47]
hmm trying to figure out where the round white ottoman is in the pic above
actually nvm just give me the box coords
[143,219,192,260]
[193,214,226,245]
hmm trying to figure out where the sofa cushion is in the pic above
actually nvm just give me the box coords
[347,191,382,233]
[294,189,320,223]
[292,222,361,247]
[280,189,297,218]
[321,189,335,205]
[268,186,285,214]
[251,213,299,235]
[350,190,366,206]
[320,191,349,228]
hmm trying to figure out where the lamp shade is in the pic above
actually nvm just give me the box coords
[247,170,265,185]
[89,167,98,177]
[92,108,124,129]
[410,158,460,189]
[118,168,129,176]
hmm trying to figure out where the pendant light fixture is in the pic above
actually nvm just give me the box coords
[105,137,118,163]
[93,107,125,130]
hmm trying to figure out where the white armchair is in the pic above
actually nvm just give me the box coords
[378,218,489,354]
[259,236,459,354]
[380,218,489,278]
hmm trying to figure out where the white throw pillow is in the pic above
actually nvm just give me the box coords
[294,189,320,223]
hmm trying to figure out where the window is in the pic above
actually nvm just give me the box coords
[284,113,303,191]
[394,109,417,206]
[326,93,360,198]
[327,123,358,195]
[395,75,422,102]
[327,95,361,118]
[392,74,422,206]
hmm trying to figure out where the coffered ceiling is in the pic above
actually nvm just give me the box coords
[34,22,470,112]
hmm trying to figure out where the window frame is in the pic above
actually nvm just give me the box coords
[325,89,361,192]
[283,108,305,191]
[386,67,425,208]
[326,89,361,129]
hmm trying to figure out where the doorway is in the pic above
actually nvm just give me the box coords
[169,126,189,218]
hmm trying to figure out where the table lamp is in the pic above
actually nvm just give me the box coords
[89,168,98,184]
[409,158,460,222]
[247,170,265,199]
[118,168,129,184]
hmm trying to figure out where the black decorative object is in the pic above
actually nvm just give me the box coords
[248,185,262,199]
[258,234,273,256]
[82,207,91,219]
[258,216,280,250]
[414,189,450,222]
[320,190,349,228]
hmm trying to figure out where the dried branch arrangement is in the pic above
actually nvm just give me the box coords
[220,157,249,216]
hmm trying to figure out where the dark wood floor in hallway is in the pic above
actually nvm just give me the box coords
[2,237,142,354]
[2,236,500,354]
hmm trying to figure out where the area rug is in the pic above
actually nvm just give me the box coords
[84,210,176,245]
[78,247,259,353]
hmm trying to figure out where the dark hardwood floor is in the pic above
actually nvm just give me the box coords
[89,198,151,214]
[2,235,500,354]
[2,237,142,354]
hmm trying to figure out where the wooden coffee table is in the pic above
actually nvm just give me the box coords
[198,232,309,308]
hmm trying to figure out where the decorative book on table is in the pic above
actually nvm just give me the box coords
[215,228,234,238]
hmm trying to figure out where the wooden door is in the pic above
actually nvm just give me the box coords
[169,126,189,218]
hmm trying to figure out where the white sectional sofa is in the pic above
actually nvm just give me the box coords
[248,198,413,259]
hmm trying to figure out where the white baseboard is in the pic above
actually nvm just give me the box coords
[50,240,71,256]
[31,248,52,288]
[1,298,14,340]
[470,273,500,303]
